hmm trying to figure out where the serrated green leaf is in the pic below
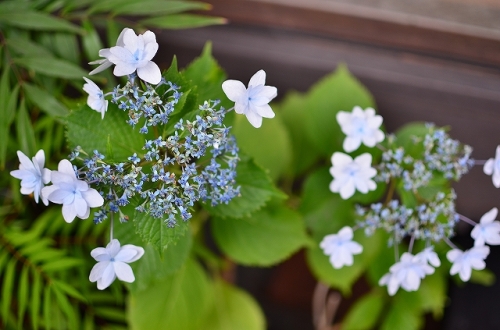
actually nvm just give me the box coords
[23,83,68,117]
[132,211,189,255]
[204,280,265,330]
[16,98,37,156]
[278,91,321,175]
[31,270,42,330]
[212,204,310,266]
[113,1,209,16]
[6,37,53,57]
[1,259,16,324]
[232,111,292,181]
[140,14,226,30]
[205,157,286,218]
[342,290,385,330]
[0,11,83,33]
[18,266,29,329]
[128,258,212,330]
[82,20,104,60]
[66,103,146,162]
[14,57,88,79]
[304,64,375,156]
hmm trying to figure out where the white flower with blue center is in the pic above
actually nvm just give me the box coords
[471,207,500,246]
[336,106,384,152]
[10,150,51,205]
[222,70,277,128]
[379,252,434,295]
[329,152,377,199]
[41,159,104,223]
[108,29,161,84]
[447,245,490,281]
[89,239,144,290]
[483,145,500,188]
[320,226,363,269]
[83,77,108,119]
[416,247,441,267]
[89,28,130,75]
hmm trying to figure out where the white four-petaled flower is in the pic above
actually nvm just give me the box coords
[336,106,385,153]
[89,28,129,75]
[329,152,377,199]
[10,150,51,205]
[483,145,500,188]
[320,226,363,269]
[108,29,161,84]
[83,77,108,119]
[447,245,490,281]
[89,239,144,290]
[379,252,434,296]
[416,247,441,267]
[222,70,277,128]
[41,159,104,223]
[471,207,500,246]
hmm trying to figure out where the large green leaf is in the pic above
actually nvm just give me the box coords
[132,211,189,255]
[140,14,226,30]
[342,290,385,330]
[380,295,422,330]
[212,203,310,266]
[23,83,68,117]
[66,103,145,162]
[6,38,53,58]
[14,57,88,79]
[128,258,212,330]
[16,98,37,156]
[204,157,286,219]
[304,64,375,156]
[112,1,210,16]
[232,111,292,181]
[0,11,83,34]
[204,280,265,330]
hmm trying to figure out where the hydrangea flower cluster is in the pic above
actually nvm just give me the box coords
[321,106,499,296]
[11,27,276,290]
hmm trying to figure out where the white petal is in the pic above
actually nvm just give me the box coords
[122,29,139,53]
[91,247,110,260]
[493,172,500,188]
[354,153,373,167]
[82,188,104,207]
[484,158,494,175]
[89,261,110,282]
[62,203,77,223]
[107,239,121,257]
[114,262,135,282]
[142,42,159,63]
[245,110,262,128]
[459,265,472,281]
[331,152,353,167]
[339,181,355,199]
[97,264,117,290]
[343,136,361,153]
[447,249,462,263]
[222,80,247,102]
[17,150,35,171]
[248,70,266,87]
[141,30,156,44]
[137,61,161,84]
[58,159,76,178]
[74,197,89,217]
[253,104,275,118]
[117,245,145,263]
[113,62,137,77]
[337,226,353,240]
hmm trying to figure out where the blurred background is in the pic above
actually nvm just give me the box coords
[156,0,500,329]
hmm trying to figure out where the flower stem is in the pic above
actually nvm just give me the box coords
[408,235,415,254]
[458,213,477,227]
[110,212,114,241]
[473,160,487,165]
[443,236,459,250]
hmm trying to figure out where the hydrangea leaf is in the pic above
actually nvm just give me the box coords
[66,103,145,162]
[304,64,375,156]
[132,211,189,256]
[394,122,429,158]
[342,290,385,330]
[204,157,286,219]
[232,111,292,181]
[380,295,422,330]
[306,230,384,295]
[204,280,265,330]
[128,258,212,330]
[211,203,310,266]
[278,91,321,176]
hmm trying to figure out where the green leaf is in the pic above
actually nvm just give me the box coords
[52,280,86,302]
[132,211,189,255]
[6,38,53,57]
[43,286,51,330]
[342,290,385,330]
[31,270,42,330]
[16,98,37,156]
[304,64,375,156]
[140,14,226,30]
[469,268,495,286]
[278,91,321,175]
[0,11,83,33]
[232,111,292,181]
[52,285,77,329]
[113,1,210,16]
[0,70,18,168]
[17,266,29,329]
[380,295,422,330]
[82,20,104,60]
[40,257,82,272]
[1,259,15,324]
[66,103,146,162]
[51,32,80,63]
[128,258,212,330]
[204,280,265,330]
[23,83,68,117]
[204,157,286,218]
[89,0,142,13]
[14,57,88,79]
[212,204,310,266]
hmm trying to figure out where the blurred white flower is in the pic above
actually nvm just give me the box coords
[89,27,130,75]
[336,106,384,152]
[416,247,441,267]
[89,239,144,290]
[320,226,363,269]
[41,159,104,223]
[10,150,51,205]
[379,252,434,295]
[447,245,490,281]
[471,207,500,246]
[108,29,161,84]
[222,70,277,128]
[83,77,108,119]
[483,145,500,188]
[329,152,377,199]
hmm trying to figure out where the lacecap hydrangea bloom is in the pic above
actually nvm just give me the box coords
[336,106,384,152]
[320,226,363,269]
[471,207,500,246]
[83,77,108,118]
[483,145,500,188]
[10,150,51,205]
[329,152,377,199]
